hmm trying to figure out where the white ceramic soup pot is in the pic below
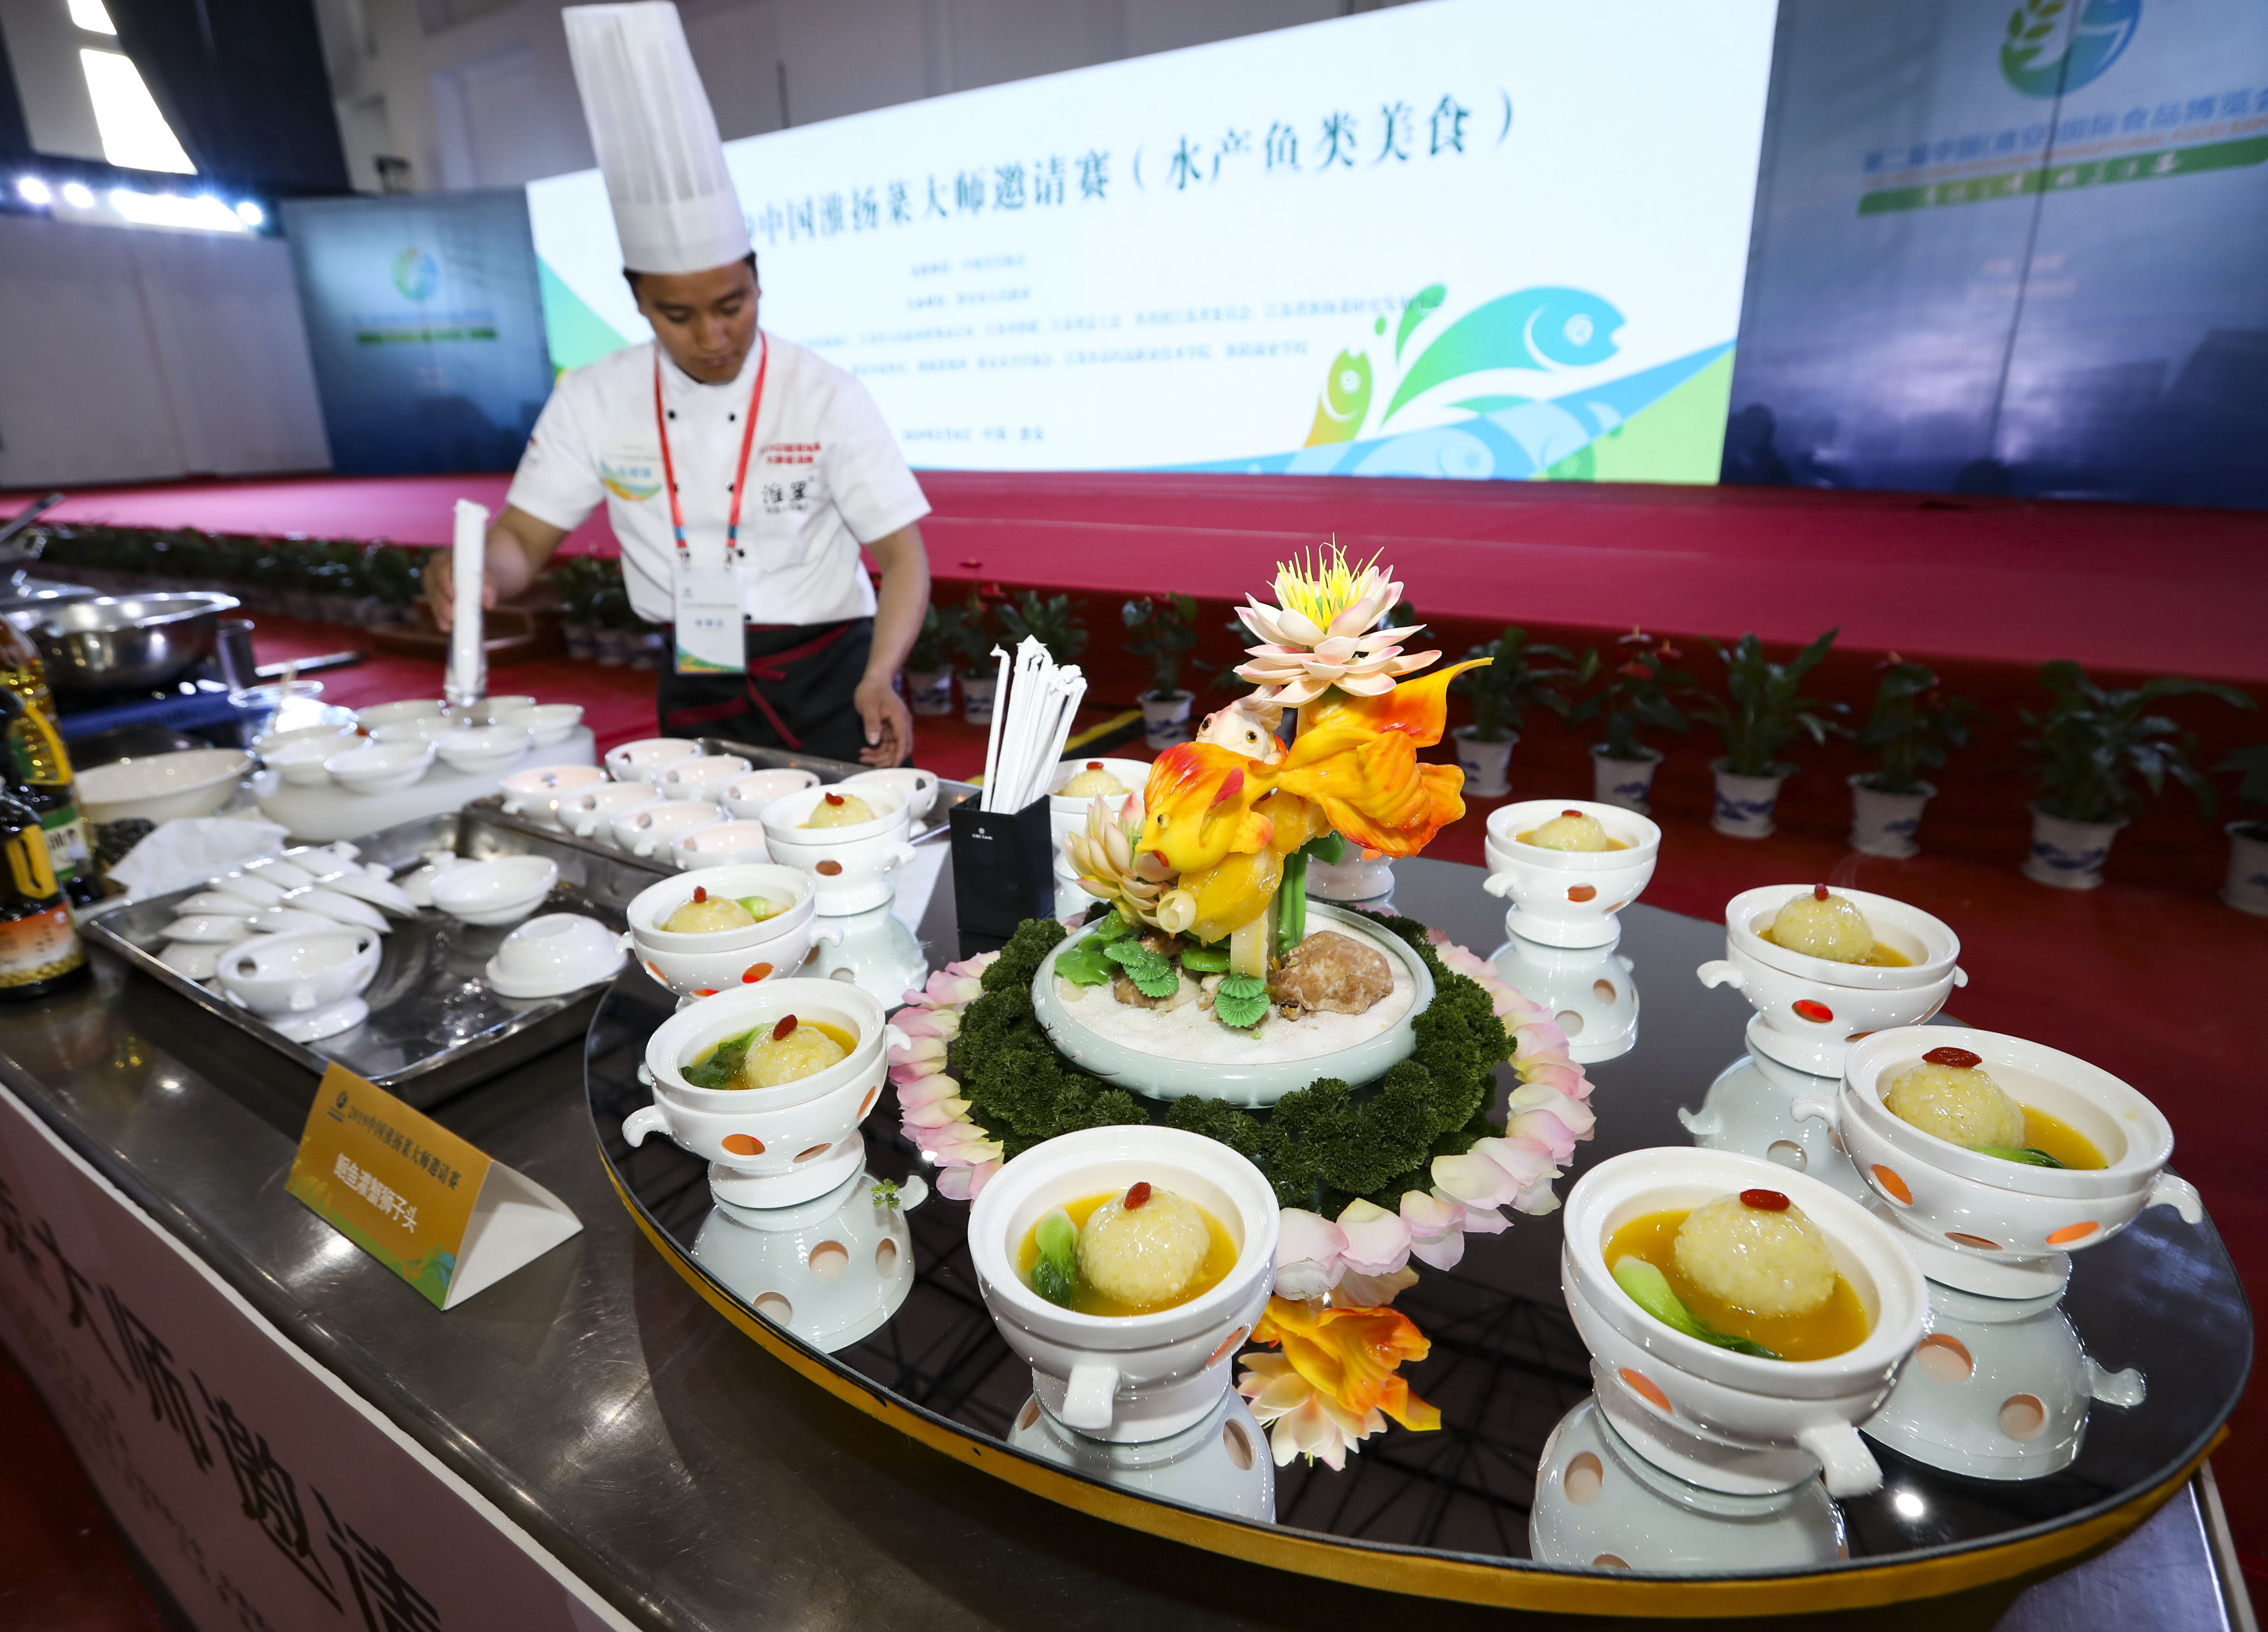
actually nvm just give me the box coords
[629,917,842,1000]
[625,863,816,952]
[1797,1027,2199,1269]
[262,737,342,787]
[215,929,381,1016]
[672,819,772,870]
[611,799,724,858]
[1481,800,1661,949]
[848,766,944,822]
[486,913,625,999]
[1699,886,1965,1078]
[968,1125,1281,1445]
[1560,1146,1927,1499]
[428,855,558,927]
[495,701,583,747]
[606,737,703,784]
[626,979,904,1208]
[1046,757,1151,852]
[435,723,534,775]
[324,739,434,795]
[719,767,820,820]
[759,785,915,916]
[499,763,607,829]
[655,754,755,801]
[558,781,661,840]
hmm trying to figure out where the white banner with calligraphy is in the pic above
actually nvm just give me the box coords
[529,0,1779,485]
[0,1083,632,1632]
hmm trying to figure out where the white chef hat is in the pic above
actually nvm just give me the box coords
[563,2,752,275]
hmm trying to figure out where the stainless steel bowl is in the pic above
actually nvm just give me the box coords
[33,592,242,695]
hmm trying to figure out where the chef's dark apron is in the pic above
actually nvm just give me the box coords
[656,617,873,765]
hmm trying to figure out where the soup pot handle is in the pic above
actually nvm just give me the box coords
[1798,1422,1882,1498]
[1060,1361,1119,1431]
[882,843,918,874]
[1790,1094,1840,1130]
[2145,1172,2203,1224]
[1697,959,1744,991]
[812,923,844,948]
[621,1105,669,1148]
[1481,871,1517,898]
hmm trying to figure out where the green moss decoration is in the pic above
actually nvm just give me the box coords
[946,909,1508,1213]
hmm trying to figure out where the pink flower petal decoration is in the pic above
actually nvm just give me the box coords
[1334,1198,1413,1276]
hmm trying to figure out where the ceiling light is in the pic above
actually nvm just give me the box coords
[15,176,52,206]
[61,181,95,208]
[235,200,264,227]
[81,49,195,174]
[68,0,117,33]
[108,188,245,232]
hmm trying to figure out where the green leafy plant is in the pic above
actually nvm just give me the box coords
[2217,743,2268,839]
[2022,661,2254,825]
[1694,629,1848,778]
[1855,659,1985,794]
[907,599,963,673]
[1451,625,1581,743]
[998,590,1088,664]
[1121,592,1203,700]
[1565,629,1700,761]
[947,588,1000,671]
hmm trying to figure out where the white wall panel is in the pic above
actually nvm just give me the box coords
[0,217,331,487]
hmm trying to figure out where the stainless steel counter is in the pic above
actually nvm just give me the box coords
[0,858,2247,1631]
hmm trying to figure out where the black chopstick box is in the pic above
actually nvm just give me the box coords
[949,795,1056,957]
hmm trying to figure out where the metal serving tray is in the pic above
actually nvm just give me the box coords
[83,808,675,1108]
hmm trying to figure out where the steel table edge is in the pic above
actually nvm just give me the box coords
[0,1022,685,1632]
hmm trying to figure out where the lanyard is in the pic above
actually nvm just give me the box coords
[652,333,768,563]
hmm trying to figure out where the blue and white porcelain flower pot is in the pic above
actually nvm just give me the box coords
[1711,760,1793,839]
[2022,805,2126,890]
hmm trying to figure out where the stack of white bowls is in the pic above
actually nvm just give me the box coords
[758,784,916,916]
[623,865,837,1000]
[1482,799,1661,948]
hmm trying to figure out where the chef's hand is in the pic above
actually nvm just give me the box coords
[426,508,566,631]
[854,673,913,768]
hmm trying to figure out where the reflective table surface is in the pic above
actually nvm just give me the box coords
[0,856,2249,1629]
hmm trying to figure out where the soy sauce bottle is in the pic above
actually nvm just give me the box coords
[0,787,87,999]
[0,687,95,907]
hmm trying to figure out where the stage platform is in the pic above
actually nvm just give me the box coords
[8,470,2263,685]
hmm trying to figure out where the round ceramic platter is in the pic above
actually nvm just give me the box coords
[584,871,2249,1616]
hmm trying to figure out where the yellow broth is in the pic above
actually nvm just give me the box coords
[1758,927,1913,967]
[685,1018,858,1089]
[1606,1208,1871,1362]
[1018,1189,1239,1318]
[2020,1106,2106,1170]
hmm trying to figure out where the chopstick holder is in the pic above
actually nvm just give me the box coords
[948,794,1055,957]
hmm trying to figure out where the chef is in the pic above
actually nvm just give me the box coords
[429,1,929,767]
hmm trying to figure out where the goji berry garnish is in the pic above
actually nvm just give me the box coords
[1740,1188,1791,1211]
[1088,760,1104,770]
[1813,883,1831,900]
[824,791,844,806]
[771,1015,797,1041]
[1563,809,1583,818]
[1923,1046,1983,1069]
[692,885,707,903]
[1124,1181,1153,1210]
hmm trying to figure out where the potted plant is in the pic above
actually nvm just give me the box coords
[903,600,961,717]
[1449,624,1580,797]
[1122,592,1203,749]
[2018,661,2253,888]
[1693,629,1846,838]
[1847,659,1984,857]
[550,556,602,660]
[592,568,633,666]
[998,589,1088,663]
[951,588,1003,724]
[1565,630,1700,813]
[2215,743,2268,916]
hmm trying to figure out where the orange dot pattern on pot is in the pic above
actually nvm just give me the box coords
[1567,884,1597,903]
[722,1134,764,1155]
[1872,1164,1913,1204]
[2046,1221,2099,1245]
[1792,999,1835,1024]
[1619,1367,1673,1414]
[1946,1232,2001,1250]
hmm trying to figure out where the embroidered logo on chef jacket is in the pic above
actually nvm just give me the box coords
[600,438,664,503]
[756,440,824,516]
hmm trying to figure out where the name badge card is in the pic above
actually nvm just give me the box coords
[673,561,744,674]
[286,1065,581,1309]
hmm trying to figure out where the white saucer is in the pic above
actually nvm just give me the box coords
[271,994,370,1042]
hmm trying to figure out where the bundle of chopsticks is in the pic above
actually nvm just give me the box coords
[979,638,1087,812]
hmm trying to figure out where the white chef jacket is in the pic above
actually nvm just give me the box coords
[506,331,929,628]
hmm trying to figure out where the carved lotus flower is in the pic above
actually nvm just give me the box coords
[1062,793,1175,927]
[1234,544,1439,707]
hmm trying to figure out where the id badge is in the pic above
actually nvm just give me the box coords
[672,562,744,675]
